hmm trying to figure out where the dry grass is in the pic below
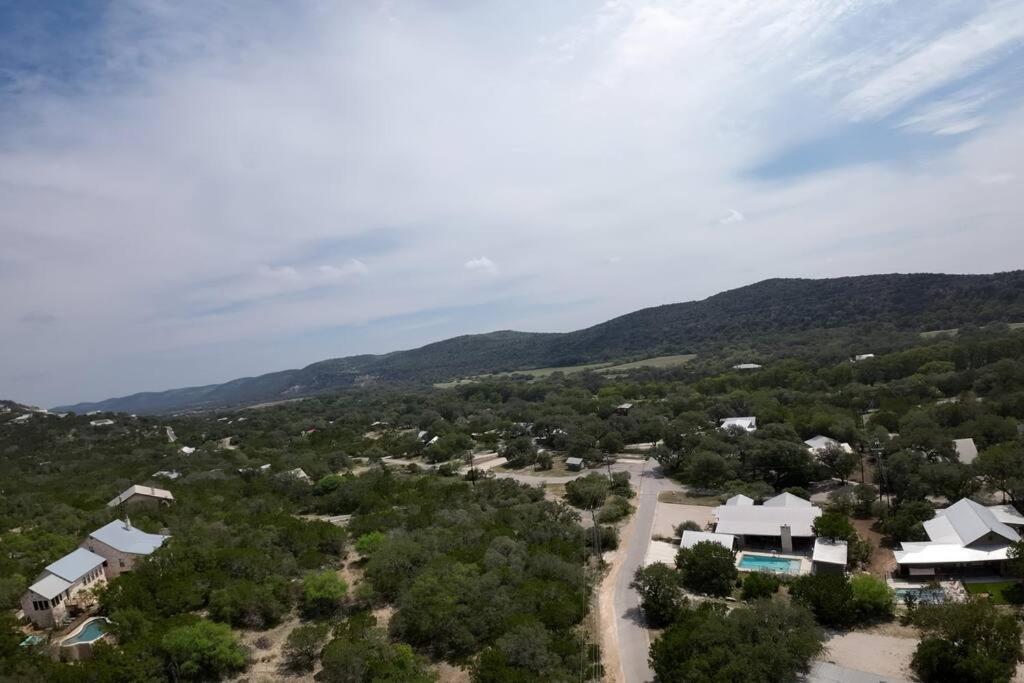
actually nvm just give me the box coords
[657,491,720,506]
[435,354,697,387]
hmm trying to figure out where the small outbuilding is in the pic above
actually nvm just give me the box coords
[720,416,757,432]
[953,438,978,465]
[812,539,848,574]
[566,457,584,472]
[107,485,174,508]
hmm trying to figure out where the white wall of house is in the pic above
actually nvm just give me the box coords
[82,538,141,580]
[20,567,106,629]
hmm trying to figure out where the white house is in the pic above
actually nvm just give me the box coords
[894,498,1024,577]
[724,494,754,506]
[713,492,821,552]
[812,539,848,574]
[732,363,762,370]
[719,417,757,432]
[107,484,174,508]
[681,530,736,551]
[953,438,978,465]
[83,519,170,579]
[804,435,854,454]
[853,354,875,362]
[89,419,115,427]
[20,549,107,629]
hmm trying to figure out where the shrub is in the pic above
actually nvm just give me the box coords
[356,531,387,557]
[301,571,348,617]
[911,601,1022,683]
[597,496,633,523]
[283,623,329,672]
[849,574,895,623]
[741,572,780,601]
[812,512,855,542]
[161,620,246,681]
[675,542,737,597]
[565,473,610,510]
[675,520,702,536]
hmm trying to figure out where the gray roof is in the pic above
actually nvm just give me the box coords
[680,530,735,550]
[926,498,1020,546]
[45,548,106,583]
[89,520,169,555]
[725,494,753,506]
[565,457,584,464]
[812,539,848,565]
[28,574,73,600]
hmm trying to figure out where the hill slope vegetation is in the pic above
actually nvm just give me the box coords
[57,271,1024,414]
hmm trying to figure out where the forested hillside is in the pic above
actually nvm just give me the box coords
[59,271,1024,414]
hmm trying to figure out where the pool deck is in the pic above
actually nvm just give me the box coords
[735,550,812,575]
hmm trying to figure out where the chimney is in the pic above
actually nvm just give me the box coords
[780,524,793,553]
[123,517,132,530]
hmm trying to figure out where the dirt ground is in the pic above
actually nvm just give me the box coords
[435,662,471,682]
[821,627,918,681]
[851,517,896,577]
[651,503,714,538]
[229,614,312,683]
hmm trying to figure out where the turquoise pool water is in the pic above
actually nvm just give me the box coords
[737,553,801,574]
[894,587,944,604]
[63,619,108,645]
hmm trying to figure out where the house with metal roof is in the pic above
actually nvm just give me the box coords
[83,519,170,579]
[894,498,1023,577]
[20,549,107,629]
[106,484,174,508]
[804,435,854,455]
[712,492,821,553]
[680,530,736,551]
[719,416,757,432]
[953,438,978,465]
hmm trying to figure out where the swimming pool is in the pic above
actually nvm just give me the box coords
[62,618,108,645]
[894,587,945,604]
[737,553,801,574]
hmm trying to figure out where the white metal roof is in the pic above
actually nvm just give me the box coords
[720,416,757,432]
[732,363,762,370]
[812,539,848,565]
[107,484,174,508]
[804,435,854,454]
[953,438,978,465]
[988,504,1024,527]
[45,548,106,583]
[89,520,169,555]
[680,530,735,550]
[894,542,1010,565]
[714,504,821,537]
[928,498,1019,546]
[724,494,753,506]
[28,574,73,600]
[763,492,813,508]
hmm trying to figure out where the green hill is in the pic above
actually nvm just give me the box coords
[55,271,1024,414]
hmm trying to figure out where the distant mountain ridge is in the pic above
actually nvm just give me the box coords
[55,271,1024,414]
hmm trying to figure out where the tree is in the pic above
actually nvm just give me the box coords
[1007,539,1024,577]
[161,620,246,681]
[599,431,624,454]
[789,573,854,628]
[881,501,934,542]
[503,436,538,468]
[812,512,855,542]
[283,623,329,672]
[302,571,348,617]
[320,627,435,683]
[911,601,1023,683]
[853,484,877,517]
[650,602,824,683]
[818,444,859,484]
[686,452,733,490]
[975,444,1024,502]
[675,541,737,597]
[630,564,687,627]
[565,473,610,511]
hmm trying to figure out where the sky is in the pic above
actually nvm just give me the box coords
[2,0,1024,408]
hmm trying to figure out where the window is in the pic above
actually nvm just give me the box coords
[118,559,126,568]
[32,599,49,611]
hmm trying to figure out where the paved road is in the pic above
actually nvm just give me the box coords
[807,661,910,683]
[494,459,677,683]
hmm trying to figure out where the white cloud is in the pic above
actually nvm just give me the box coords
[719,209,745,225]
[464,256,498,275]
[319,259,369,279]
[0,1,1021,405]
